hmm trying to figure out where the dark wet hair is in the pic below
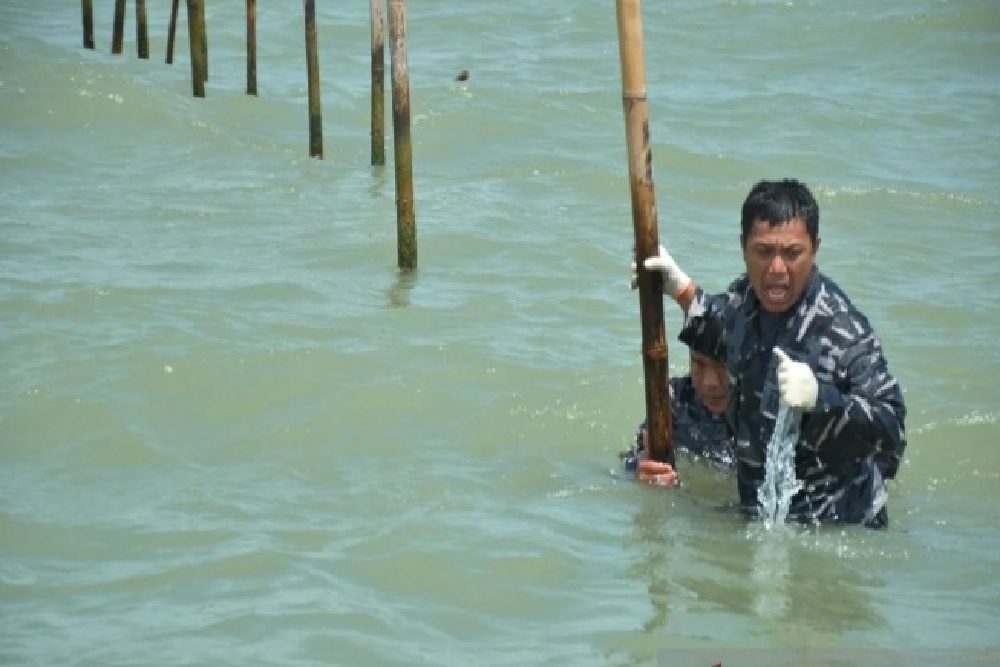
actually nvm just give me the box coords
[678,321,725,363]
[739,178,820,246]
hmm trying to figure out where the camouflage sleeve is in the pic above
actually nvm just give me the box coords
[811,332,907,478]
[678,280,739,351]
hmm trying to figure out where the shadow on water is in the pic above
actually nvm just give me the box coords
[628,498,672,634]
[368,165,388,198]
[626,495,887,642]
[387,269,417,308]
[706,528,886,635]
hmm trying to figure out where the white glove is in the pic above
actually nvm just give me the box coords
[773,347,818,410]
[630,245,691,298]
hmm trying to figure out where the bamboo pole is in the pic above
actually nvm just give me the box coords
[81,0,95,49]
[614,0,674,466]
[246,0,257,95]
[388,0,416,270]
[166,0,179,64]
[370,0,386,166]
[186,0,206,97]
[111,0,126,54]
[304,0,323,158]
[136,0,149,59]
[200,1,208,82]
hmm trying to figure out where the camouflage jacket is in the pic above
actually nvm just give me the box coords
[679,267,906,527]
[621,375,735,473]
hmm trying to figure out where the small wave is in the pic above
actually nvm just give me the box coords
[911,410,999,435]
[817,184,998,209]
[546,484,615,499]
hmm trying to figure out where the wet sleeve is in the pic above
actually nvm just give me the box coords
[678,284,732,352]
[812,333,907,477]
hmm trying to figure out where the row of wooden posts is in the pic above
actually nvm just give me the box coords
[78,0,676,465]
[79,0,417,271]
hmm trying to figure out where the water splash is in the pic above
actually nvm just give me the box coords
[758,405,803,530]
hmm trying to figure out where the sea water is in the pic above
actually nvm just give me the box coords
[2,1,999,664]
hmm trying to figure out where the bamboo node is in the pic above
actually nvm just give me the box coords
[644,342,667,360]
[622,91,647,101]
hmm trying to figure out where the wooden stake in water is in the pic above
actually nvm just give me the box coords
[614,0,674,466]
[370,0,386,166]
[166,0,179,64]
[200,1,208,83]
[389,0,416,270]
[186,0,206,97]
[111,0,126,55]
[136,0,149,59]
[304,0,323,158]
[81,0,95,49]
[246,0,257,95]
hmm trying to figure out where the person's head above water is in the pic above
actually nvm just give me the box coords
[739,178,821,315]
[682,326,728,416]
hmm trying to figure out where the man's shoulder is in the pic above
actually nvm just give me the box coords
[699,274,753,318]
[694,275,752,304]
[724,274,754,304]
[726,273,752,292]
[810,270,877,335]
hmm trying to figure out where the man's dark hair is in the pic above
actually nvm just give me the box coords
[679,321,725,363]
[739,178,820,246]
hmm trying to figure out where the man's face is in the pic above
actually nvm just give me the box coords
[690,350,728,416]
[741,217,819,314]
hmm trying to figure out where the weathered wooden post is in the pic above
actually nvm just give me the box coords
[246,0,257,95]
[388,0,416,270]
[200,1,208,82]
[166,0,179,64]
[186,0,206,97]
[370,0,386,166]
[304,0,323,158]
[614,0,674,465]
[111,0,126,54]
[81,0,95,49]
[136,0,149,59]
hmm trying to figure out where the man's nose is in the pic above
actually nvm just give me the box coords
[768,254,787,274]
[703,370,723,387]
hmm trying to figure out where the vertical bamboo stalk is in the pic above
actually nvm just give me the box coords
[186,0,206,97]
[81,0,95,49]
[166,0,179,64]
[389,0,416,270]
[246,0,257,95]
[370,0,386,166]
[200,1,208,82]
[136,0,149,59]
[615,0,673,466]
[111,0,126,54]
[304,0,323,158]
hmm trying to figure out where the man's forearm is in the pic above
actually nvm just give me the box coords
[813,385,905,462]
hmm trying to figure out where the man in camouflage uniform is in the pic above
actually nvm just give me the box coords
[641,179,906,527]
[621,333,735,477]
